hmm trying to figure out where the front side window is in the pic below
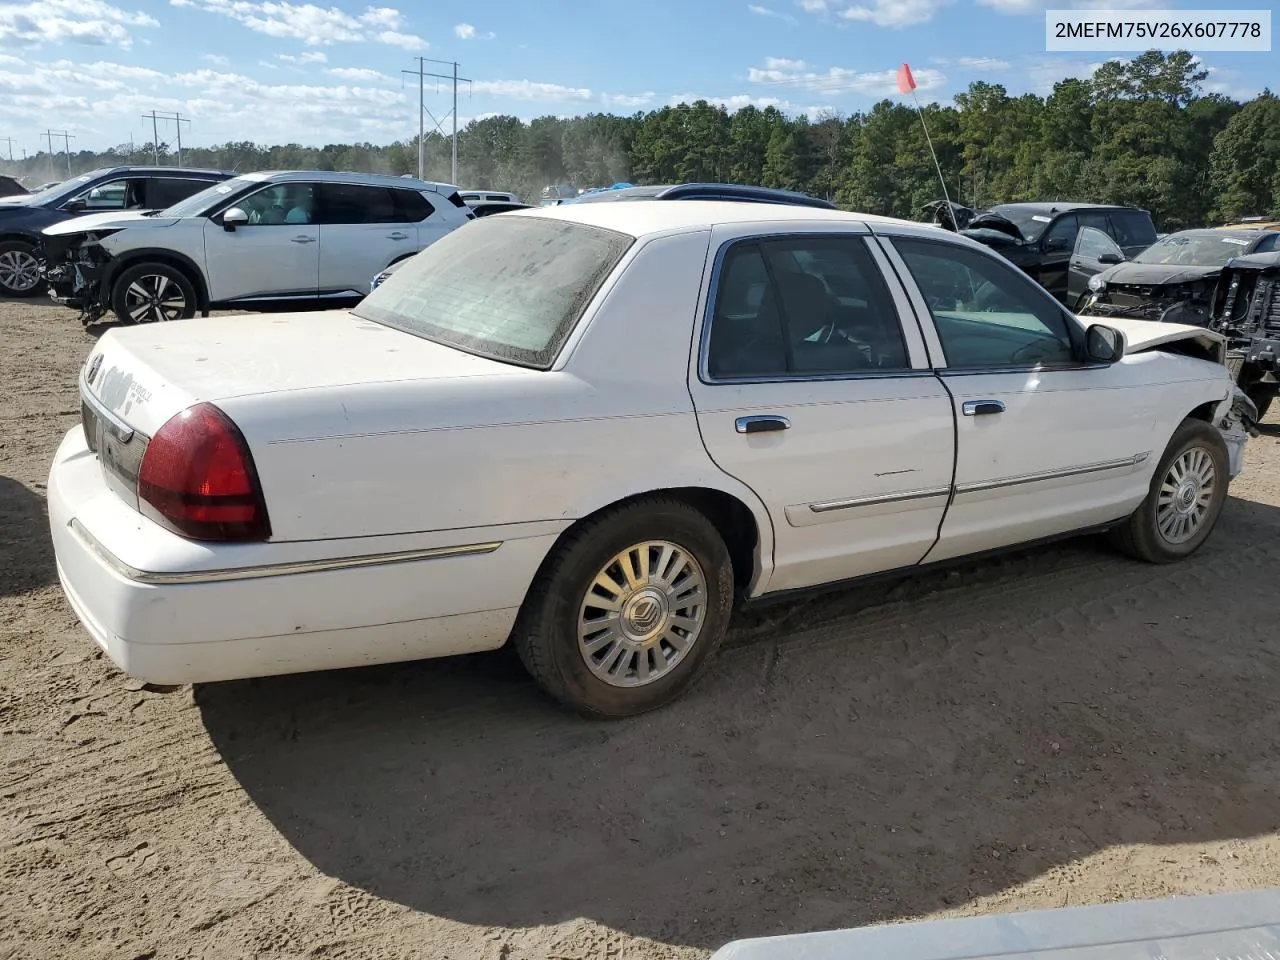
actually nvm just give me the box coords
[1075,226,1124,261]
[893,237,1077,369]
[354,215,633,368]
[76,178,141,210]
[706,236,910,379]
[1253,233,1280,255]
[236,183,316,225]
[1041,214,1078,253]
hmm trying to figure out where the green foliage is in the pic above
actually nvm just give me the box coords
[3,50,1268,229]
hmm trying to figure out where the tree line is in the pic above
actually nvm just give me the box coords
[6,50,1278,231]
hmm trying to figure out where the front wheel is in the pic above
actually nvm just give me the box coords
[111,263,198,324]
[512,497,735,718]
[0,240,43,298]
[1109,418,1229,563]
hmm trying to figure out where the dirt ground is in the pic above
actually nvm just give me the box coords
[2,297,1279,960]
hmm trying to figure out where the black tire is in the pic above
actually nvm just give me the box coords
[0,239,44,298]
[110,262,198,324]
[512,497,735,719]
[1108,418,1230,564]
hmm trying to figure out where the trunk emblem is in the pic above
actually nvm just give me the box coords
[86,353,102,385]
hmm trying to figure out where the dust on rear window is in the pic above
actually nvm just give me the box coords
[352,216,634,369]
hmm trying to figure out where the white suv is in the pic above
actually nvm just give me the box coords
[41,170,474,324]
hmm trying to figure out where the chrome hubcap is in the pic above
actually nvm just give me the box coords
[577,540,707,688]
[1156,446,1216,544]
[0,249,40,292]
[124,274,186,323]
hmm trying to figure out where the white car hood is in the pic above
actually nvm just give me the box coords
[1081,314,1226,356]
[42,210,172,236]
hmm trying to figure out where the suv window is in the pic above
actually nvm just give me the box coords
[392,188,434,222]
[75,178,142,211]
[1252,233,1280,255]
[1041,214,1078,253]
[145,177,218,209]
[1075,226,1124,261]
[1108,210,1157,248]
[706,236,909,379]
[237,183,316,225]
[893,236,1076,369]
[318,183,398,224]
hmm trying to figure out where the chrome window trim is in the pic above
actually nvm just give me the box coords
[696,230,931,387]
[69,518,502,585]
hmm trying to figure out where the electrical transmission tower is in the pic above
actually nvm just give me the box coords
[142,111,191,165]
[402,57,471,184]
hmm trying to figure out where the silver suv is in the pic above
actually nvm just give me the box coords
[41,170,475,324]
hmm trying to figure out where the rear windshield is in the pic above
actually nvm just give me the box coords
[1133,231,1253,267]
[353,215,635,368]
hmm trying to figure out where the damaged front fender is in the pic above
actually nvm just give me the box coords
[1216,385,1260,479]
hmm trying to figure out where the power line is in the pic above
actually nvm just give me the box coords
[401,57,471,185]
[0,137,14,163]
[142,111,191,166]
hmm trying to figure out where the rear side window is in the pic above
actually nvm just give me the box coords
[446,190,468,208]
[354,216,634,368]
[1252,233,1280,254]
[317,184,397,224]
[392,189,434,222]
[706,236,909,380]
[1109,210,1157,248]
[146,178,217,209]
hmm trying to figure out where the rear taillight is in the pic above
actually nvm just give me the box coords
[137,403,271,542]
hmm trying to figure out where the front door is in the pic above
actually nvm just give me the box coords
[1036,213,1079,302]
[879,233,1161,564]
[687,226,957,594]
[203,181,319,302]
[1068,226,1125,309]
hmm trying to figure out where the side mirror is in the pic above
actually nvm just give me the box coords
[222,207,248,231]
[1098,251,1124,265]
[1044,236,1069,252]
[62,198,86,214]
[1085,323,1126,364]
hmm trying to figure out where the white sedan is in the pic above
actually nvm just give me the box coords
[48,201,1257,718]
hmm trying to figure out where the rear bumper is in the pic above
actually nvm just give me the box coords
[47,426,555,685]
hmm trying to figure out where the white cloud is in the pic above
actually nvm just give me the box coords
[978,0,1161,10]
[667,92,835,121]
[748,4,797,22]
[325,65,389,81]
[839,0,952,27]
[764,56,807,70]
[748,58,947,96]
[468,79,653,107]
[0,0,158,49]
[452,21,493,39]
[201,53,229,66]
[957,56,1010,70]
[796,0,827,10]
[168,0,428,48]
[278,50,327,63]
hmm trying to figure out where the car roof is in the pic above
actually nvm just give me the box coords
[988,201,1144,215]
[85,165,234,177]
[513,199,925,239]
[237,170,459,192]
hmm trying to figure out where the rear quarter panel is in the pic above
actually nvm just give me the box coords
[220,229,775,565]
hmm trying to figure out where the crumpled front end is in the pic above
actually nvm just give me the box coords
[40,231,115,325]
[1079,275,1219,326]
[1217,385,1260,478]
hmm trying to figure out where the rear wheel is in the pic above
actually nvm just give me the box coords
[0,240,43,298]
[1108,418,1229,563]
[512,497,735,718]
[111,263,198,324]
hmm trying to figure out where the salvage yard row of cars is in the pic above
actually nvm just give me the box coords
[48,185,1261,716]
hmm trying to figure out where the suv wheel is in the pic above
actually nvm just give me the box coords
[0,240,43,298]
[111,263,197,324]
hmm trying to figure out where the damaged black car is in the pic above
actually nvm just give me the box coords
[922,200,1158,307]
[1210,251,1280,419]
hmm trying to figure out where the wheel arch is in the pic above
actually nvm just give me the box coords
[107,249,210,312]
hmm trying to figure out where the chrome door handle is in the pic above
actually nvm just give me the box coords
[736,415,791,434]
[291,235,315,244]
[962,400,1005,417]
[386,232,410,240]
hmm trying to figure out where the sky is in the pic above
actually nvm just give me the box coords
[0,0,1273,154]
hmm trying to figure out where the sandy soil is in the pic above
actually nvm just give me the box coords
[2,298,1279,960]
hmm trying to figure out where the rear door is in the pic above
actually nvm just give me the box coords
[143,176,220,210]
[687,224,956,594]
[1068,226,1126,309]
[202,180,319,301]
[316,183,417,295]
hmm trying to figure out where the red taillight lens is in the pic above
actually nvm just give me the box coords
[137,402,271,542]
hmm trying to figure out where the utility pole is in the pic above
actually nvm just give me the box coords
[400,57,470,184]
[142,111,190,165]
[44,130,73,178]
[0,136,13,162]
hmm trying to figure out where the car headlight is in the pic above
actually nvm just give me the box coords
[1088,274,1106,292]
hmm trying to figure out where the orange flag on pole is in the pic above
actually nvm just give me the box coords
[896,62,916,94]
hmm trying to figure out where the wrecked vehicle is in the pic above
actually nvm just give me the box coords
[1075,226,1280,318]
[923,200,1158,306]
[1212,251,1280,418]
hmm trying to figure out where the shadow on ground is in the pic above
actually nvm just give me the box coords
[197,498,1280,950]
[0,475,56,598]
